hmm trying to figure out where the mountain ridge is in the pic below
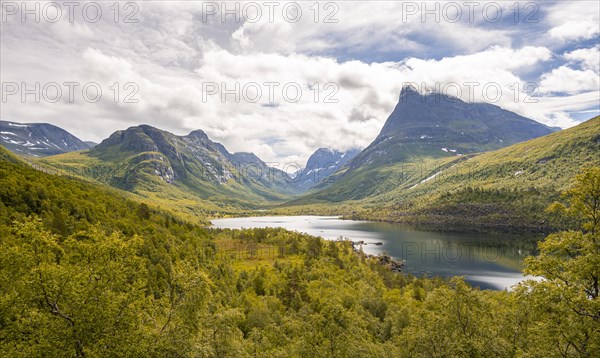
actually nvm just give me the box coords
[0,120,91,157]
[11,86,576,222]
[291,147,361,192]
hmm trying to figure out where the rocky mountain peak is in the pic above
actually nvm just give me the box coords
[0,120,90,157]
[348,88,558,170]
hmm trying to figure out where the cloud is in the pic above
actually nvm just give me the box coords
[549,20,600,42]
[564,46,600,72]
[539,66,600,94]
[544,1,600,42]
[394,46,553,110]
[1,1,599,164]
[189,49,406,161]
[348,107,377,123]
[521,91,600,128]
[226,1,518,57]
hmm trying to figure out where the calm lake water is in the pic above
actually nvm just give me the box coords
[211,216,540,290]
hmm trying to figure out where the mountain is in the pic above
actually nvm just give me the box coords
[220,149,294,191]
[40,125,296,214]
[91,126,297,194]
[300,87,559,201]
[292,148,361,192]
[286,116,600,232]
[348,86,558,169]
[0,120,91,157]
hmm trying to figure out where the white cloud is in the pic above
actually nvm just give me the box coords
[539,66,600,94]
[544,1,600,42]
[520,91,600,128]
[549,20,600,41]
[1,1,599,164]
[393,46,553,112]
[564,46,600,73]
[227,1,516,56]
[190,49,405,162]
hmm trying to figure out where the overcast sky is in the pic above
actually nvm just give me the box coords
[1,0,599,164]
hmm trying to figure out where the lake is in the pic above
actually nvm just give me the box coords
[211,216,541,290]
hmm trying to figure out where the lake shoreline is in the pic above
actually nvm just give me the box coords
[212,215,534,290]
[208,210,551,237]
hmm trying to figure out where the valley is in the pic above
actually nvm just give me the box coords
[3,2,600,355]
[1,140,598,356]
[5,89,596,234]
[2,91,599,357]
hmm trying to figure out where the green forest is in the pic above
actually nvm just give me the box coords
[1,147,599,357]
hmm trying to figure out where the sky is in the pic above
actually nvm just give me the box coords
[1,0,599,165]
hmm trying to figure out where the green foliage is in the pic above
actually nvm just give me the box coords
[521,166,600,356]
[1,219,149,357]
[1,146,599,356]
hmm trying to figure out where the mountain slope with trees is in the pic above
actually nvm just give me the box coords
[37,126,362,216]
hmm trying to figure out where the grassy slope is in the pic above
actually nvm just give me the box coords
[0,145,23,164]
[0,145,209,228]
[32,151,217,220]
[277,116,600,232]
[38,150,293,219]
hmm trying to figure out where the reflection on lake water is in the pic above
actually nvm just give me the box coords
[211,216,541,290]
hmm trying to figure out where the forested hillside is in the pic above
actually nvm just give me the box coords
[1,145,598,356]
